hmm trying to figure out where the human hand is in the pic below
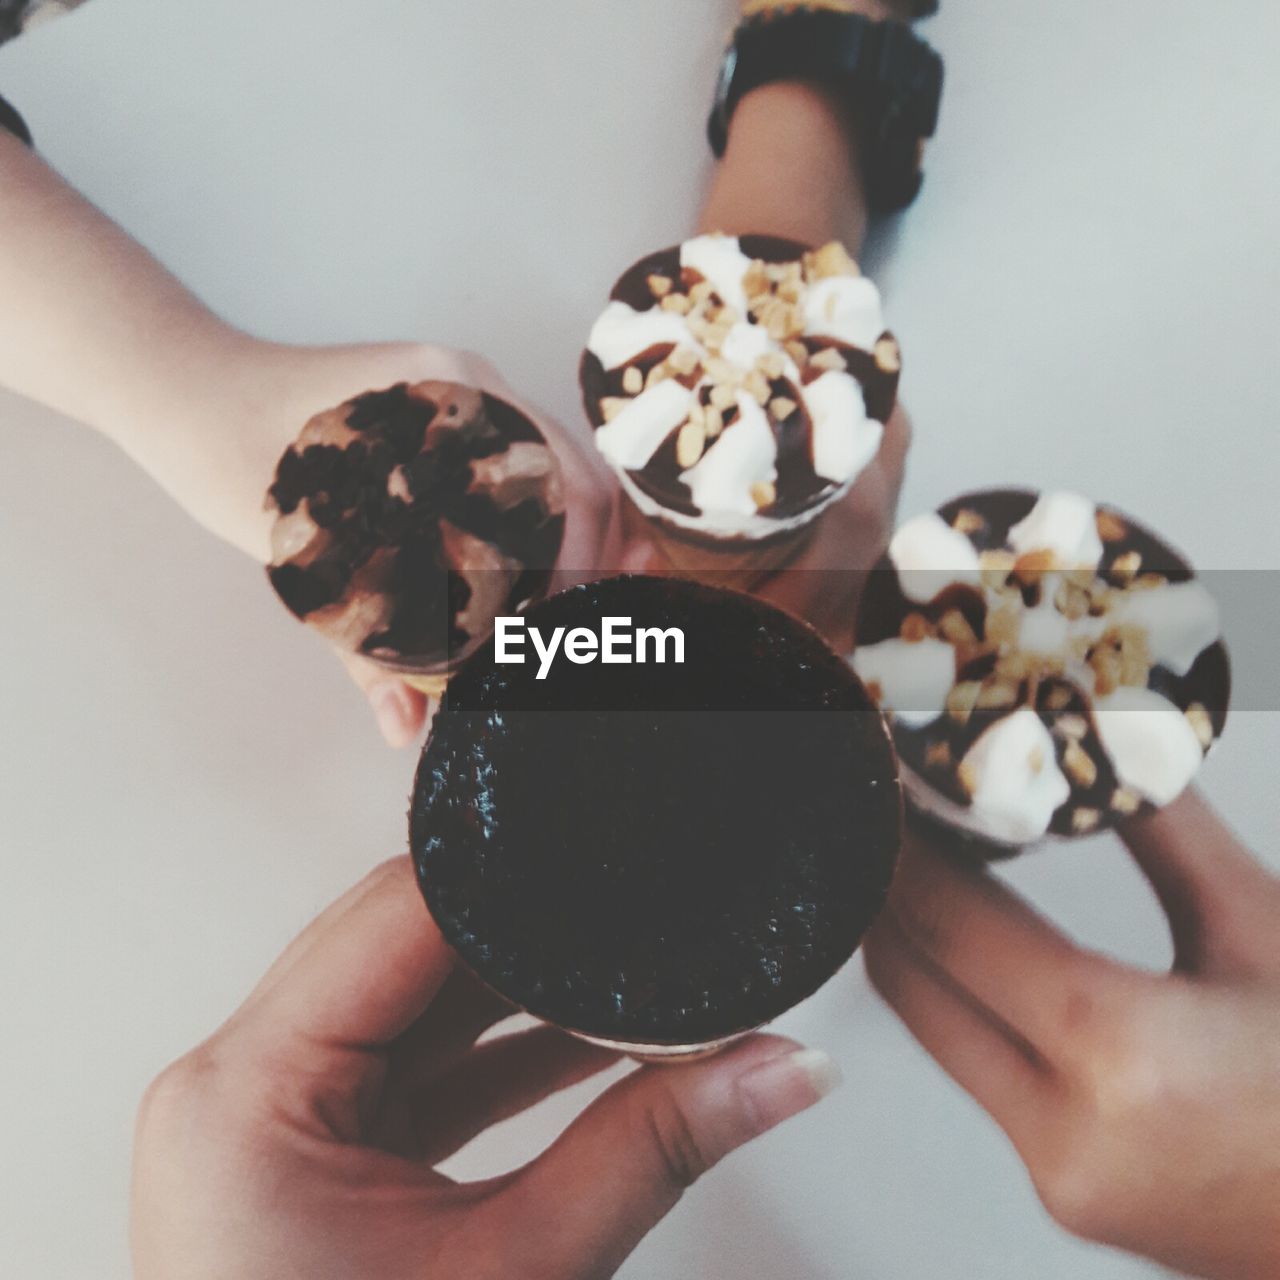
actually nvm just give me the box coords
[864,789,1280,1280]
[185,337,621,749]
[132,857,841,1280]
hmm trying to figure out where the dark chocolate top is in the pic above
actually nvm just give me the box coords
[856,488,1231,845]
[580,236,899,522]
[265,382,565,671]
[411,575,901,1044]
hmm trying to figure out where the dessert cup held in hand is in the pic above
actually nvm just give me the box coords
[265,381,566,694]
[411,575,902,1061]
[853,488,1231,856]
[580,234,900,586]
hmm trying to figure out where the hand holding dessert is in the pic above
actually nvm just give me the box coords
[865,790,1280,1280]
[0,132,618,747]
[131,856,840,1280]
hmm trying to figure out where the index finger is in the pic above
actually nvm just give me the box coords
[238,857,454,1053]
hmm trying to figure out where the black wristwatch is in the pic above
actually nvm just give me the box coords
[708,8,943,213]
[0,92,33,147]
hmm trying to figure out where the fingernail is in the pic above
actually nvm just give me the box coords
[734,1047,843,1136]
[373,684,414,747]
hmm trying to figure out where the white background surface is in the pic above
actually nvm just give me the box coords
[1,2,1277,1277]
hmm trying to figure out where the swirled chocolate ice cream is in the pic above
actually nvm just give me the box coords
[854,490,1230,849]
[265,382,565,679]
[580,234,898,555]
[411,575,901,1052]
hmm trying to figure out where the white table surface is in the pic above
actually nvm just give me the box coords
[1,2,1276,1277]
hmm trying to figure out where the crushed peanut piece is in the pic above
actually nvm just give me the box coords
[939,609,978,646]
[979,549,1017,591]
[810,347,847,373]
[804,240,859,280]
[1072,807,1102,833]
[709,382,737,411]
[1111,787,1142,815]
[1063,740,1098,788]
[758,351,787,380]
[669,346,700,376]
[957,760,979,797]
[647,274,672,298]
[924,740,953,769]
[1133,573,1167,591]
[1014,549,1057,582]
[1044,685,1074,712]
[769,396,798,421]
[1055,714,1089,740]
[645,363,670,390]
[1054,581,1090,621]
[900,613,932,643]
[976,680,1020,711]
[750,480,777,509]
[952,509,984,535]
[744,370,772,404]
[1185,702,1214,750]
[986,604,1021,648]
[621,366,643,395]
[1096,509,1127,542]
[946,681,982,725]
[659,292,692,315]
[600,397,628,422]
[675,420,706,469]
[785,340,810,367]
[1111,550,1142,583]
[874,336,901,374]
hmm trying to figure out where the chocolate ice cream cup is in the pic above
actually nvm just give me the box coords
[852,488,1231,855]
[410,575,902,1061]
[580,234,900,587]
[265,381,566,692]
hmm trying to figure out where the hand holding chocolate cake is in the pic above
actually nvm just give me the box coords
[854,489,1230,850]
[265,381,566,695]
[411,575,901,1056]
[581,233,900,581]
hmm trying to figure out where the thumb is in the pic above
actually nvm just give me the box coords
[338,649,429,748]
[500,1035,842,1279]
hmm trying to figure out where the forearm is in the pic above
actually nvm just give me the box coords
[0,132,253,445]
[697,81,870,251]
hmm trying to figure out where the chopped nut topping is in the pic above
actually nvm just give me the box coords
[957,760,979,797]
[976,680,1020,710]
[874,336,902,374]
[946,681,982,725]
[1111,550,1142,583]
[1063,739,1098,788]
[659,292,692,315]
[1013,549,1056,582]
[979,549,1018,591]
[1055,714,1089,740]
[939,609,978,645]
[986,604,1021,648]
[744,369,772,404]
[709,382,737,411]
[1089,644,1123,698]
[758,351,787,380]
[1072,807,1102,833]
[668,346,700,376]
[647,274,672,298]
[864,678,884,704]
[621,366,643,395]
[810,347,847,373]
[675,419,707,469]
[769,396,798,421]
[924,740,953,768]
[952,508,984,535]
[1115,624,1152,687]
[785,340,810,367]
[804,240,860,281]
[1044,685,1074,712]
[1054,581,1091,621]
[1185,702,1214,750]
[742,264,770,299]
[645,363,671,390]
[1133,573,1167,591]
[1111,787,1142,815]
[689,280,714,306]
[1096,509,1127,542]
[600,397,628,422]
[704,405,724,439]
[900,612,932,642]
[750,480,777,509]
